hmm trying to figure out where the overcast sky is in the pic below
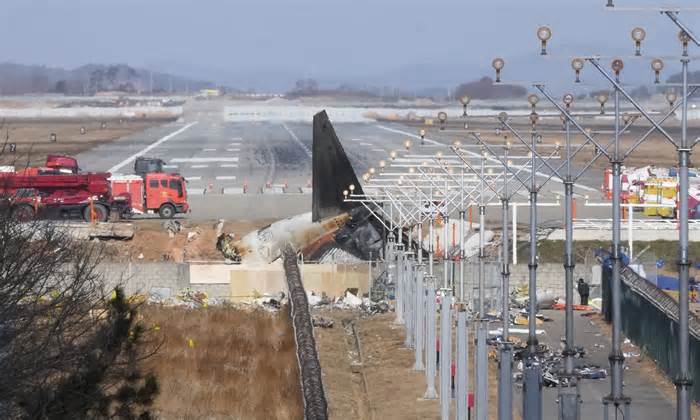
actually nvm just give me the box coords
[2,0,699,90]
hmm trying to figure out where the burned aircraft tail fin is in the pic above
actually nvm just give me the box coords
[312,110,363,222]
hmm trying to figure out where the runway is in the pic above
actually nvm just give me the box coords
[76,99,612,222]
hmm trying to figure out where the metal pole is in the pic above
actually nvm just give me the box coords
[676,57,692,420]
[415,266,426,371]
[498,195,513,420]
[476,158,489,420]
[604,77,630,417]
[460,210,466,302]
[424,275,438,399]
[523,129,542,420]
[628,204,633,262]
[407,228,414,344]
[444,215,450,289]
[476,320,488,420]
[561,114,580,420]
[430,218,435,276]
[396,243,405,325]
[405,257,415,348]
[513,204,518,265]
[440,290,452,420]
[457,305,469,420]
[368,251,373,300]
[418,223,424,265]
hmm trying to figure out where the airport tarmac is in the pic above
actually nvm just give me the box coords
[76,100,623,222]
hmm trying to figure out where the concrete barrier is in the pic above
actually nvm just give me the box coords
[98,260,369,301]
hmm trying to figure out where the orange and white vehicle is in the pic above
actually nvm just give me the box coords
[109,157,189,218]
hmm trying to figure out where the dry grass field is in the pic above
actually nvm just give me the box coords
[0,120,157,167]
[140,306,303,419]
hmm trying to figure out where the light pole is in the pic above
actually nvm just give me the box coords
[460,96,471,117]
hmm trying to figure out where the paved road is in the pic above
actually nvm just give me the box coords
[512,309,673,419]
[75,100,615,222]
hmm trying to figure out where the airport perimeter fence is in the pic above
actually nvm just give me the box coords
[602,263,700,403]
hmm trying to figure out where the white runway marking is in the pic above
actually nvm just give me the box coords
[229,142,241,146]
[372,148,387,153]
[216,176,237,180]
[163,165,178,169]
[185,176,202,181]
[220,164,239,168]
[108,122,198,173]
[351,138,362,141]
[203,148,217,152]
[281,123,312,158]
[375,124,597,192]
[190,164,209,168]
[226,148,240,152]
[360,142,373,147]
[171,157,239,163]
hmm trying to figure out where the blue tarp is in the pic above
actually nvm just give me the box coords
[648,275,680,291]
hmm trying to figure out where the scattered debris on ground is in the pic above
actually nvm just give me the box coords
[102,219,275,262]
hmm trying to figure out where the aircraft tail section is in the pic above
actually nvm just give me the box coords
[312,110,363,222]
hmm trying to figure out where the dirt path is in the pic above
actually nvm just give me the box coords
[315,308,511,420]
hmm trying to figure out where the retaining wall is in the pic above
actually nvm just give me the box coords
[99,260,598,303]
[508,263,596,297]
[98,261,369,301]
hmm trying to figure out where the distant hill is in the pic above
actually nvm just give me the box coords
[453,76,527,100]
[0,63,215,95]
[666,70,700,97]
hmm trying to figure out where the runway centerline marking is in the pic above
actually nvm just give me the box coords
[203,148,217,152]
[226,148,240,152]
[108,122,198,173]
[220,164,239,168]
[185,176,202,181]
[190,164,209,168]
[374,124,596,192]
[281,123,312,158]
[216,176,237,180]
[171,157,239,163]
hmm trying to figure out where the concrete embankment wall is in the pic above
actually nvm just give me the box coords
[100,260,598,302]
[508,263,598,297]
[99,261,370,301]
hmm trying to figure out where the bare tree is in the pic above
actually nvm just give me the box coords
[0,209,159,418]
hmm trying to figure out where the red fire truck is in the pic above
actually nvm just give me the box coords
[109,157,189,218]
[0,155,131,222]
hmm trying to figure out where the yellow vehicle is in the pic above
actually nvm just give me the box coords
[642,177,677,218]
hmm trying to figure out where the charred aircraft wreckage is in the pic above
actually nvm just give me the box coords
[217,111,387,264]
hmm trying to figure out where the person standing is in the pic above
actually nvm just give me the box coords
[577,278,590,306]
